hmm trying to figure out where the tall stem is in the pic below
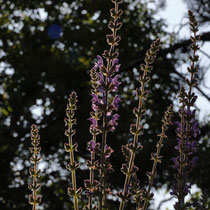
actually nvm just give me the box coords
[119,38,160,210]
[68,124,79,210]
[99,2,120,209]
[142,135,163,210]
[88,133,97,210]
[119,65,148,210]
[65,92,79,210]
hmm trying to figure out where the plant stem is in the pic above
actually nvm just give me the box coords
[68,117,79,210]
[88,133,97,210]
[32,149,37,210]
[99,2,120,209]
[119,64,148,210]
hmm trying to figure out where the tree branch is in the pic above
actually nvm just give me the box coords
[121,31,210,102]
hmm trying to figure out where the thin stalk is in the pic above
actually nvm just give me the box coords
[119,64,149,210]
[119,38,160,210]
[98,2,120,209]
[29,125,42,210]
[177,104,185,210]
[32,150,37,210]
[65,92,79,210]
[142,134,164,210]
[68,114,79,210]
[88,133,97,210]
[142,102,173,210]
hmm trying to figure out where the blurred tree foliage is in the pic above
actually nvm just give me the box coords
[0,0,209,209]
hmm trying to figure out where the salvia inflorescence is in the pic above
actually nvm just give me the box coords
[170,10,201,210]
[27,1,204,209]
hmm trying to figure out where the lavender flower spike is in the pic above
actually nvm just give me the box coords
[171,11,200,209]
[87,0,124,209]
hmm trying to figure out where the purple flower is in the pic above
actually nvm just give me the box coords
[113,95,121,110]
[175,138,181,150]
[102,94,107,105]
[190,156,198,168]
[107,95,121,116]
[191,95,197,104]
[186,108,196,118]
[192,122,200,137]
[175,121,181,133]
[108,114,119,132]
[110,58,121,73]
[88,117,98,129]
[98,72,105,86]
[171,157,179,170]
[112,58,119,65]
[186,140,197,154]
[93,55,103,70]
[183,183,192,196]
[91,94,100,111]
[104,145,114,159]
[87,140,96,152]
[108,74,121,92]
[170,185,178,196]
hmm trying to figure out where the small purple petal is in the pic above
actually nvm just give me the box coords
[87,140,97,152]
[90,140,96,149]
[98,72,104,86]
[112,58,119,65]
[115,64,121,72]
[91,94,100,105]
[112,95,121,110]
[93,55,103,70]
[175,122,181,129]
[88,117,98,129]
[108,114,120,132]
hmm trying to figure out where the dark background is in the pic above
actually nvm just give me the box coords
[0,0,209,209]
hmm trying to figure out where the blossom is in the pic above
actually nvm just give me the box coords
[171,157,179,170]
[87,140,96,152]
[113,95,121,110]
[110,58,121,73]
[91,94,100,111]
[88,117,98,129]
[108,114,120,132]
[98,72,105,86]
[93,55,103,70]
[108,74,121,92]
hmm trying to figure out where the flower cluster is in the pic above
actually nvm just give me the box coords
[28,124,42,210]
[170,10,200,209]
[84,0,123,209]
[89,55,121,132]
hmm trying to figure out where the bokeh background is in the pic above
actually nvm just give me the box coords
[0,0,209,209]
